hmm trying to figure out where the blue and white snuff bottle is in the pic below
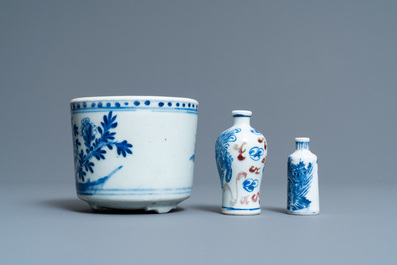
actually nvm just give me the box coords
[287,137,319,215]
[215,110,267,215]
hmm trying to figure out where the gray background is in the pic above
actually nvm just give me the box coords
[1,1,396,264]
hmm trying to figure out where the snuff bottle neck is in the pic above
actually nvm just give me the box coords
[295,137,311,151]
[232,110,252,127]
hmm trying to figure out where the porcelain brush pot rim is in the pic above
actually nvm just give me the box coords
[71,95,198,104]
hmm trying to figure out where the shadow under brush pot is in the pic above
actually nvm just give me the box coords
[70,96,199,213]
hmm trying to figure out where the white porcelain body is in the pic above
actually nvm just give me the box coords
[70,96,198,213]
[287,138,319,215]
[216,110,267,215]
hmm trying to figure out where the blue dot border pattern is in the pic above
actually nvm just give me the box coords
[71,98,199,115]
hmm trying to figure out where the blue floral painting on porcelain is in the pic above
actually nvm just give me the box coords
[287,137,319,215]
[216,110,267,215]
[72,111,133,194]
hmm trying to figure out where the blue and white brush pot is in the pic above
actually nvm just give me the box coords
[215,110,267,215]
[70,96,199,213]
[287,137,319,215]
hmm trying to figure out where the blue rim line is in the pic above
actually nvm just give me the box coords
[87,187,192,192]
[233,114,251,118]
[71,107,198,115]
[78,191,191,196]
[77,187,192,196]
[222,207,260,211]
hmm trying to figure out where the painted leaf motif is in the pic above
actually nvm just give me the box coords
[72,111,133,182]
[115,140,133,157]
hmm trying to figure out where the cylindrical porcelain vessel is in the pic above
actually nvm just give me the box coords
[70,96,199,213]
[287,137,319,215]
[215,110,267,215]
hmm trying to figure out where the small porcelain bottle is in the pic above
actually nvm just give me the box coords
[215,110,267,215]
[287,137,319,215]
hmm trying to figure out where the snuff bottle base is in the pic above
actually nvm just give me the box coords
[287,211,319,216]
[221,207,261,216]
